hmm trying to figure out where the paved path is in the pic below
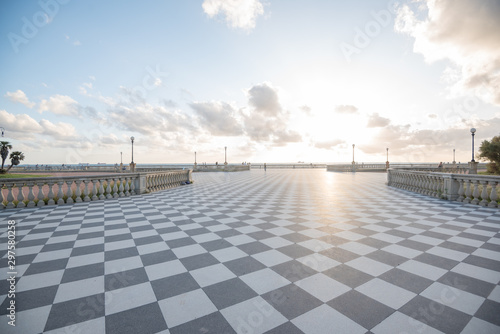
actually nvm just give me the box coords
[1,170,499,334]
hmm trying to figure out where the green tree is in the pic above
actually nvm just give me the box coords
[478,135,500,174]
[0,141,12,171]
[5,151,25,173]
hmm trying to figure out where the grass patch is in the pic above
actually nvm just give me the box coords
[0,174,51,179]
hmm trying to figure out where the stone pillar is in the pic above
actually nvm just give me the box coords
[443,175,460,201]
[468,161,478,175]
[130,162,136,172]
[135,174,147,194]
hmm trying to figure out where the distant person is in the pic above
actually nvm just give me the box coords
[264,163,267,171]
[438,162,443,169]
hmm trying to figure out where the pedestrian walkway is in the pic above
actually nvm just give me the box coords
[1,170,499,334]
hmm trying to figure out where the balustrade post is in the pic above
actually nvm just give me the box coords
[36,182,45,206]
[113,179,119,198]
[16,183,26,208]
[118,177,125,197]
[6,183,15,209]
[124,177,130,196]
[471,180,480,205]
[91,180,98,201]
[457,178,465,202]
[47,181,56,205]
[26,181,36,207]
[488,182,498,208]
[57,181,65,205]
[83,180,91,202]
[106,179,113,199]
[75,180,83,203]
[99,179,106,200]
[463,180,472,204]
[444,176,460,201]
[479,181,489,206]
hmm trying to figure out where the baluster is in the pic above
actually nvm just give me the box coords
[47,181,56,205]
[16,183,26,208]
[130,177,136,195]
[118,177,125,197]
[471,180,480,205]
[457,178,465,202]
[26,181,36,207]
[434,177,440,198]
[106,179,113,199]
[63,181,73,204]
[91,180,98,201]
[83,180,91,202]
[479,181,489,206]
[113,179,119,198]
[36,181,45,206]
[75,180,83,203]
[99,179,106,200]
[5,182,15,209]
[463,180,472,204]
[57,181,65,205]
[124,177,130,196]
[488,181,498,208]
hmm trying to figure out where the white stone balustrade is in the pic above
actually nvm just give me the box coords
[0,170,192,209]
[387,169,499,208]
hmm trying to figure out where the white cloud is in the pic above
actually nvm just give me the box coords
[202,0,265,30]
[334,105,358,114]
[314,139,345,150]
[395,0,500,105]
[0,109,42,133]
[5,90,35,108]
[247,82,281,116]
[367,113,390,128]
[38,94,80,116]
[189,101,243,136]
[39,119,79,140]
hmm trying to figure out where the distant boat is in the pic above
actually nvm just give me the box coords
[297,161,304,163]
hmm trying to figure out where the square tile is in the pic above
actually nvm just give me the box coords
[190,263,236,287]
[297,253,340,272]
[159,289,217,328]
[295,273,350,302]
[420,282,485,315]
[240,268,290,294]
[292,304,367,334]
[105,302,168,334]
[262,284,323,319]
[146,259,188,281]
[327,290,395,330]
[203,277,258,309]
[105,282,157,315]
[221,296,287,334]
[345,257,392,277]
[355,278,416,309]
[151,272,200,300]
[211,246,248,262]
[252,250,293,267]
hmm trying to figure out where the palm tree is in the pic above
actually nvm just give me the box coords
[5,151,25,173]
[0,141,12,171]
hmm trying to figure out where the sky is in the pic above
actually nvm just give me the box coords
[1,0,499,165]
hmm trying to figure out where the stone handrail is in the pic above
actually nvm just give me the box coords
[387,169,499,208]
[1,170,192,209]
[193,165,250,172]
[252,164,326,169]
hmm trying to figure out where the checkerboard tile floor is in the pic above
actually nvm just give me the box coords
[1,170,499,334]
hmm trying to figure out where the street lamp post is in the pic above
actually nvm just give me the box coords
[470,128,476,162]
[224,146,227,165]
[352,144,355,165]
[452,148,456,166]
[194,151,197,167]
[386,148,389,169]
[120,152,123,164]
[130,136,135,172]
[469,128,477,174]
